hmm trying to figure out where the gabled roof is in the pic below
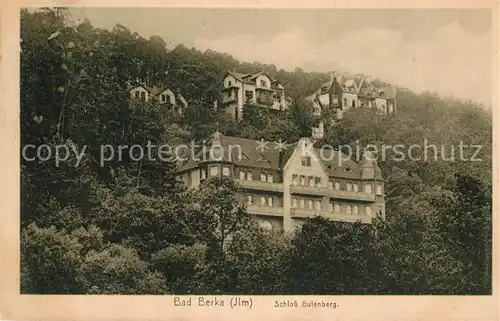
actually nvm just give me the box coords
[248,71,274,82]
[225,71,278,85]
[318,148,362,179]
[225,71,254,84]
[177,132,288,172]
[177,132,376,181]
[127,84,152,92]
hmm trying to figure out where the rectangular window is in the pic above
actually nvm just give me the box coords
[300,199,305,209]
[328,180,334,189]
[353,205,359,215]
[346,183,352,191]
[260,197,266,206]
[352,100,356,108]
[364,184,372,194]
[353,183,359,192]
[134,91,140,99]
[366,206,372,216]
[246,172,253,181]
[315,177,321,187]
[300,175,306,186]
[334,203,341,213]
[222,166,230,177]
[346,205,352,215]
[267,174,273,183]
[245,90,253,100]
[308,177,315,187]
[376,184,383,195]
[292,198,297,208]
[200,168,206,180]
[248,195,253,206]
[334,182,340,190]
[260,80,266,87]
[239,170,245,180]
[267,197,273,207]
[307,200,313,210]
[292,174,298,185]
[209,166,219,177]
[260,173,266,182]
[140,91,146,101]
[161,94,166,102]
[314,200,321,211]
[301,156,311,166]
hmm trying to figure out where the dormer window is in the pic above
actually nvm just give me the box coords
[238,153,249,161]
[228,80,232,87]
[257,155,269,162]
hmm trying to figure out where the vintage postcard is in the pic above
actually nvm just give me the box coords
[0,1,498,321]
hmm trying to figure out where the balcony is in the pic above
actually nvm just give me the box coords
[290,184,330,197]
[247,205,284,217]
[290,207,324,218]
[236,179,283,193]
[222,96,238,104]
[329,189,375,202]
[256,96,274,107]
[290,208,372,224]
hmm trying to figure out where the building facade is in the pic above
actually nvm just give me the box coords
[221,71,289,120]
[307,72,397,139]
[127,84,188,116]
[176,131,385,233]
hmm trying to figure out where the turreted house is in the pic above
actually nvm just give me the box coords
[306,72,397,139]
[176,131,386,233]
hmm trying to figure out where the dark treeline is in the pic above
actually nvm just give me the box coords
[20,8,492,295]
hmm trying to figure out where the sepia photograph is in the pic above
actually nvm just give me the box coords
[0,2,498,320]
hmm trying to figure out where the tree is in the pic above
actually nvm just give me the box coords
[151,243,207,294]
[286,217,376,294]
[192,176,252,257]
[21,223,85,294]
[432,174,492,294]
[80,243,168,294]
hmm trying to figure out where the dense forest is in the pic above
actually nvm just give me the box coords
[20,8,492,294]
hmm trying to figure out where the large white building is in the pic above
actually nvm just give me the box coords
[176,131,386,233]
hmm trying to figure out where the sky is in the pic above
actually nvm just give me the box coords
[70,8,494,106]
